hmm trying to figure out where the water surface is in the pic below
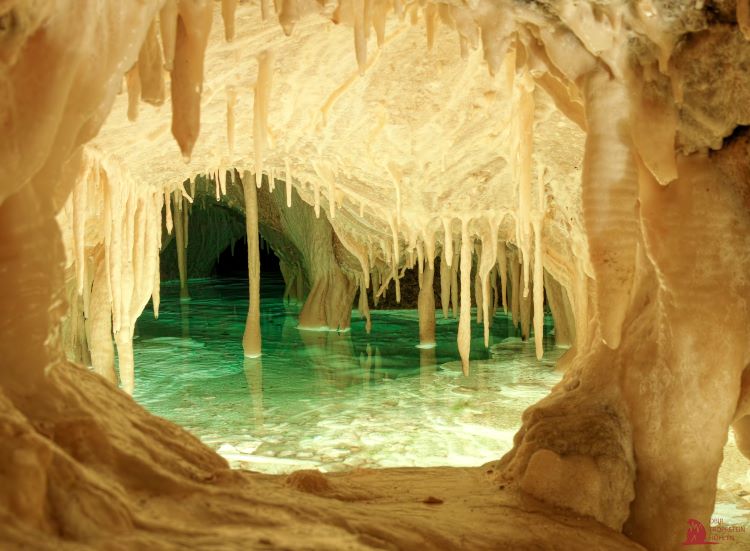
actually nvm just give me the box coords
[132,277,562,473]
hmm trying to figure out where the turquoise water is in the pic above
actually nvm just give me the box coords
[131,277,563,474]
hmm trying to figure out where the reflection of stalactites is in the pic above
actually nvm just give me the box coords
[243,355,264,428]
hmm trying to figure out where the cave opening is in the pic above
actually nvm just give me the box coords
[213,235,283,280]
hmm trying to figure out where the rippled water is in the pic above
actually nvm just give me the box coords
[131,277,563,474]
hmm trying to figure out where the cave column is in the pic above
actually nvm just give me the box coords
[242,171,261,357]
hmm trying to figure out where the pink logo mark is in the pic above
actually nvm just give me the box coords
[683,519,719,545]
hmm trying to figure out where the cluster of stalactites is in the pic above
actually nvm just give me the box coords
[127,0,698,377]
[58,148,165,394]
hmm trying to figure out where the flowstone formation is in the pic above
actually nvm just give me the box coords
[2,0,750,550]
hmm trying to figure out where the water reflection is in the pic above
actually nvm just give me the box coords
[132,278,562,474]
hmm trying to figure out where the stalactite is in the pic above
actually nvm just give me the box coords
[450,248,459,318]
[87,247,116,384]
[489,266,498,319]
[159,0,178,71]
[457,220,472,375]
[221,0,238,41]
[515,71,535,299]
[475,271,483,324]
[510,248,521,328]
[226,85,237,155]
[279,0,299,36]
[358,275,372,333]
[442,218,453,265]
[440,250,450,318]
[532,171,545,359]
[581,70,638,349]
[138,20,166,106]
[425,3,438,50]
[418,242,436,347]
[125,64,141,122]
[478,221,498,347]
[285,160,293,207]
[253,50,275,189]
[170,0,213,160]
[172,190,189,300]
[532,220,544,358]
[497,241,508,313]
[353,0,367,75]
[519,261,532,341]
[242,171,262,357]
[164,189,173,234]
[373,0,388,46]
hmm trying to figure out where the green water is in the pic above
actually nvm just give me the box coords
[131,277,563,474]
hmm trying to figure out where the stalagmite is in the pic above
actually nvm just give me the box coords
[457,221,472,375]
[418,242,436,347]
[242,171,262,357]
[221,0,238,41]
[138,21,166,106]
[170,0,214,159]
[253,50,275,189]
